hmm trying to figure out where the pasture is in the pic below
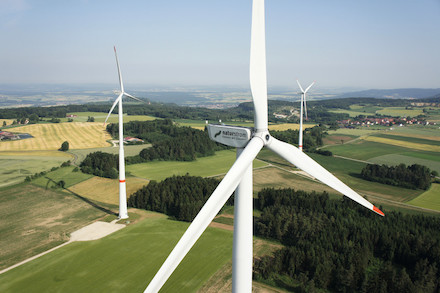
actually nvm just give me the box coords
[32,166,93,189]
[63,112,158,123]
[126,150,269,181]
[0,122,111,151]
[0,183,106,270]
[364,136,440,152]
[368,154,440,174]
[376,107,424,117]
[69,144,148,164]
[0,151,72,187]
[68,176,149,205]
[407,184,440,212]
[0,213,234,293]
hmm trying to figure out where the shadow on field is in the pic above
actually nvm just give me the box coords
[44,177,117,216]
[348,172,364,179]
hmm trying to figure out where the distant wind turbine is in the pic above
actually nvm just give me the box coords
[105,46,143,219]
[144,1,383,292]
[296,80,315,151]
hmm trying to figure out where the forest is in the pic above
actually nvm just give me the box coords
[127,175,228,222]
[253,188,440,292]
[360,163,434,190]
[80,151,118,179]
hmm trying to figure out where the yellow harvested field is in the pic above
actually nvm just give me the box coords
[0,150,73,158]
[386,132,440,142]
[68,176,149,205]
[0,122,111,151]
[364,136,440,152]
[0,119,14,126]
[268,123,316,131]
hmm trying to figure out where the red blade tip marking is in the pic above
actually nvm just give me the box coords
[373,206,385,216]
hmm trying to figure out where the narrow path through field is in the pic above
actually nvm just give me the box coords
[0,219,125,275]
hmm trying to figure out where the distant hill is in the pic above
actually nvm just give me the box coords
[337,88,440,100]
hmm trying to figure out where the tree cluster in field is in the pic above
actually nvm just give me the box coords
[128,175,231,222]
[361,163,434,190]
[253,188,440,292]
[270,125,326,152]
[80,152,118,179]
[108,119,228,163]
[24,161,71,182]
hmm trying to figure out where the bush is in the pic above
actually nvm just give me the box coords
[60,141,69,151]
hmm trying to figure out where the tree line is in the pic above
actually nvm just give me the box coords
[253,188,440,292]
[270,125,326,152]
[361,163,434,190]
[128,175,230,222]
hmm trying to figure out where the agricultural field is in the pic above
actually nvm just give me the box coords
[126,149,269,181]
[363,136,440,152]
[0,213,234,293]
[68,176,149,205]
[0,119,13,126]
[62,112,158,123]
[69,144,149,164]
[0,122,111,151]
[368,154,440,174]
[32,166,93,189]
[0,183,106,270]
[0,151,73,187]
[376,107,424,117]
[407,184,440,212]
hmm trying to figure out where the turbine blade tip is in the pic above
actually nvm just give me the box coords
[373,206,385,217]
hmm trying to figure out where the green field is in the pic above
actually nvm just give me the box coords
[325,140,412,160]
[373,133,440,146]
[62,112,158,123]
[0,183,106,270]
[407,184,440,212]
[69,144,149,164]
[126,150,269,181]
[376,107,424,117]
[0,213,233,293]
[326,127,386,137]
[32,166,94,189]
[0,153,72,187]
[368,154,440,173]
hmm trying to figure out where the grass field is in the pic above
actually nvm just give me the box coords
[407,184,440,212]
[0,213,234,293]
[329,109,375,118]
[0,122,111,151]
[0,151,73,187]
[69,144,149,164]
[0,183,106,270]
[63,112,158,123]
[326,127,385,137]
[32,166,93,189]
[368,154,440,173]
[268,123,315,131]
[126,150,269,181]
[68,176,149,205]
[364,136,440,152]
[376,107,424,117]
[373,133,440,146]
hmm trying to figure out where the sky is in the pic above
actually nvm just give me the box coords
[1,0,440,90]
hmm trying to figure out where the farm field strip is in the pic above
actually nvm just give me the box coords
[126,150,268,181]
[407,184,440,212]
[65,112,159,123]
[0,122,111,151]
[376,107,424,117]
[0,214,233,293]
[373,133,440,146]
[383,130,440,142]
[368,154,440,173]
[363,136,440,152]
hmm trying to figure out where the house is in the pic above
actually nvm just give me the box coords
[123,136,144,143]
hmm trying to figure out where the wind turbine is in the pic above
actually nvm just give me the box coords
[105,46,142,220]
[144,1,384,292]
[297,80,315,151]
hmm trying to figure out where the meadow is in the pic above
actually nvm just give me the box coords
[63,112,158,123]
[32,166,93,189]
[0,213,234,293]
[69,144,148,164]
[0,183,106,270]
[376,107,424,117]
[407,184,440,212]
[126,149,269,181]
[0,122,111,151]
[0,151,73,187]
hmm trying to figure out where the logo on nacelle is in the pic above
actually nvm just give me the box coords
[206,124,252,148]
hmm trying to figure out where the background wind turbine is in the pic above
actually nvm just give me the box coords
[297,80,315,151]
[144,1,383,292]
[105,46,143,220]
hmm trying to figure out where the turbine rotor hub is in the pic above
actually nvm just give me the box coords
[253,129,271,146]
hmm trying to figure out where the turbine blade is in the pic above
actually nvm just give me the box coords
[304,81,315,93]
[296,79,305,93]
[267,137,384,216]
[124,92,144,103]
[249,0,268,131]
[304,94,308,120]
[114,46,124,93]
[144,137,264,293]
[104,93,122,124]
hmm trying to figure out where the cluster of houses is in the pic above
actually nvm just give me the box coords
[338,117,432,128]
[0,131,19,140]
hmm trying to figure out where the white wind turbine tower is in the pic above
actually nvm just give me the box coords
[144,1,384,292]
[105,46,143,219]
[297,80,315,151]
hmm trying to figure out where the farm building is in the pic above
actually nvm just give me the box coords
[124,137,144,143]
[0,131,19,140]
